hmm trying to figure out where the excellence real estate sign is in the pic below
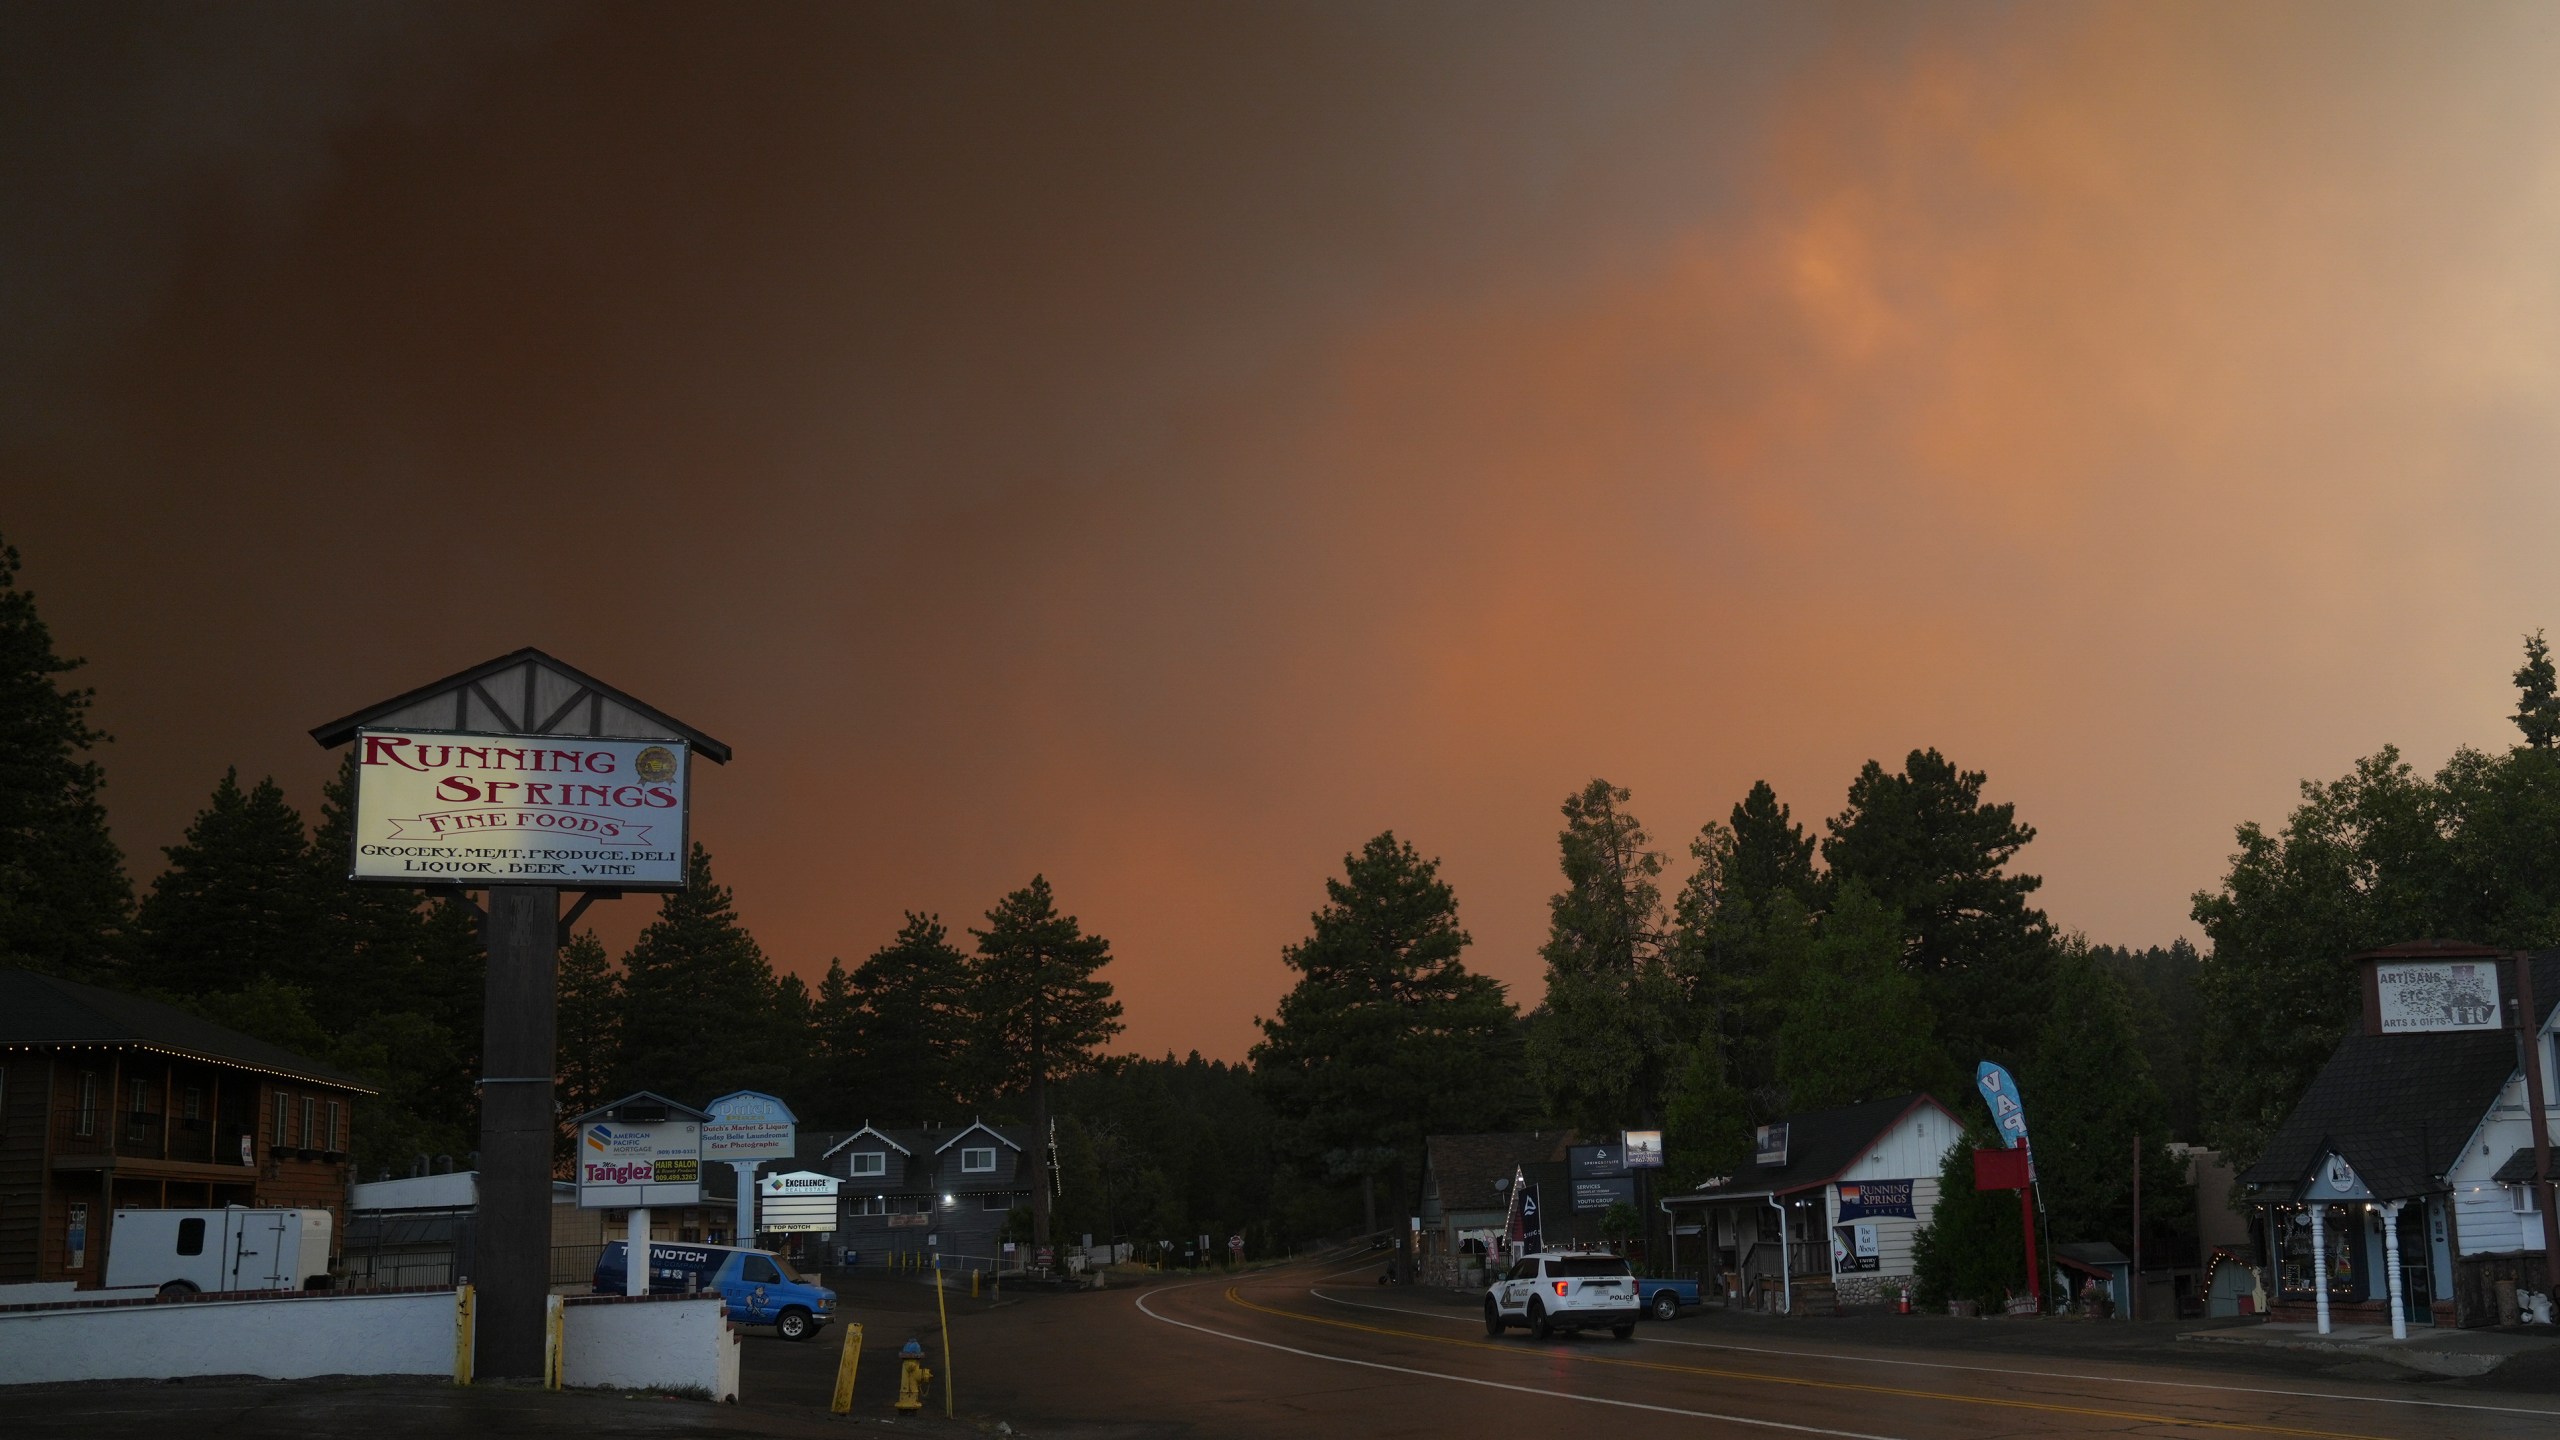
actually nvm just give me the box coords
[347,728,690,888]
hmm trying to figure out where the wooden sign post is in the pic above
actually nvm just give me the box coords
[313,648,729,1379]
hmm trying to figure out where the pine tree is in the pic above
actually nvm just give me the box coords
[2515,630,2560,750]
[555,930,621,1160]
[132,770,321,998]
[305,753,432,1017]
[1526,779,1680,1133]
[1822,749,2054,1066]
[1726,780,1818,913]
[819,914,971,1125]
[1667,780,1821,1114]
[2025,941,2187,1254]
[614,844,797,1104]
[1768,885,1951,1111]
[1253,833,1531,1234]
[0,535,131,981]
[969,875,1123,1249]
[1661,1026,1752,1190]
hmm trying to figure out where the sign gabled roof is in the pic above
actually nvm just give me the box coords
[310,647,731,763]
[568,1090,711,1125]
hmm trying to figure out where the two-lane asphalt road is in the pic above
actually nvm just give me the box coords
[1018,1259,2559,1440]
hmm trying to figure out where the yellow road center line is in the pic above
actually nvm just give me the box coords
[1222,1288,2391,1440]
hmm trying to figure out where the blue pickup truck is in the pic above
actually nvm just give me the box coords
[1637,1276,1704,1320]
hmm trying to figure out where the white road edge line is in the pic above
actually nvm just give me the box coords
[1136,1280,1910,1440]
[1306,1286,2560,1421]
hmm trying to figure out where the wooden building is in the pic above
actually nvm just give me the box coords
[2238,945,2560,1328]
[1659,1092,1964,1314]
[813,1121,1037,1267]
[0,969,372,1287]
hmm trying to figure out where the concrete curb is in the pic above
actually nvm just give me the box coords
[2176,1328,2509,1378]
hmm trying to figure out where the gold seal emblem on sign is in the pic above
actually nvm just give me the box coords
[634,746,678,783]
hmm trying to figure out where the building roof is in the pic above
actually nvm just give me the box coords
[1668,1093,1955,1205]
[1424,1130,1578,1214]
[932,1119,1022,1154]
[799,1124,1032,1185]
[823,1124,912,1157]
[2240,951,2560,1201]
[2493,1147,2557,1185]
[0,969,372,1092]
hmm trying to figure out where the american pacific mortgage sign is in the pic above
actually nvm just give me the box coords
[347,729,690,888]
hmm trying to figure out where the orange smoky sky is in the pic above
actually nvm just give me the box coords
[10,3,2560,1062]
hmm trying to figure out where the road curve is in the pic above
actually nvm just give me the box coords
[1120,1259,2560,1440]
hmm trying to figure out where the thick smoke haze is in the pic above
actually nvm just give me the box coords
[11,3,2560,1059]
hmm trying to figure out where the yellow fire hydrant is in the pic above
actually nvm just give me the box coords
[896,1337,932,1413]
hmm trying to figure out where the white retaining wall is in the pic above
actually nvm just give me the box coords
[562,1296,739,1400]
[0,1290,454,1385]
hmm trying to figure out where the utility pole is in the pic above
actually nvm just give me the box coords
[2513,955,2560,1286]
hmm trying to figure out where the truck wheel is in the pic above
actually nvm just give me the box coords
[1527,1299,1552,1341]
[158,1281,199,1299]
[1652,1290,1679,1321]
[776,1306,814,1341]
[1484,1298,1506,1335]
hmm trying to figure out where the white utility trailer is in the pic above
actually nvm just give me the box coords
[106,1207,334,1296]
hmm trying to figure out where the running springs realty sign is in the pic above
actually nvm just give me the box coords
[346,729,691,888]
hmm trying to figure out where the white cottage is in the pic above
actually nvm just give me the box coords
[1660,1092,1962,1312]
[2239,943,2560,1330]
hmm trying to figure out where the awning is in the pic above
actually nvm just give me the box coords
[2493,1148,2554,1185]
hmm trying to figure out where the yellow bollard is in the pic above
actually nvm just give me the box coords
[937,1268,953,1418]
[829,1322,864,1415]
[544,1294,564,1391]
[452,1283,475,1387]
[971,1269,980,1299]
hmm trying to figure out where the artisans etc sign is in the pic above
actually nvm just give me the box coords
[346,729,690,888]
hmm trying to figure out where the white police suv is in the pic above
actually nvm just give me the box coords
[1484,1251,1640,1340]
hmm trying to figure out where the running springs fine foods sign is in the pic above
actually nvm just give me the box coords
[346,729,690,888]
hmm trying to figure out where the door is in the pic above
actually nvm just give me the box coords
[2395,1206,2434,1327]
[226,1212,258,1290]
[724,1252,784,1322]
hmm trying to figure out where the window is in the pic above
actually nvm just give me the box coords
[741,1255,782,1285]
[326,1100,343,1151]
[301,1098,316,1150]
[2517,1184,2545,1216]
[960,1147,996,1174]
[126,1077,147,1113]
[849,1151,886,1178]
[981,1192,1011,1211]
[274,1092,290,1145]
[75,1072,98,1137]
[182,1086,202,1122]
[850,1195,887,1216]
[177,1217,206,1256]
